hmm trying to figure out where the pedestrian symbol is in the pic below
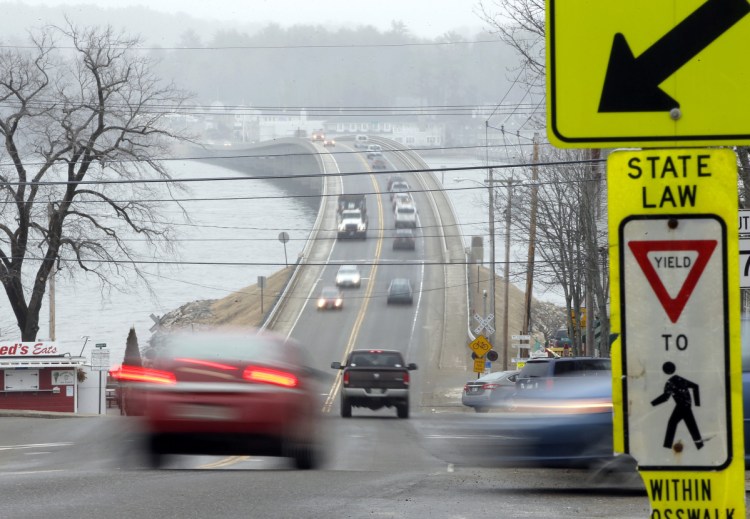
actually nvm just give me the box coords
[651,362,704,451]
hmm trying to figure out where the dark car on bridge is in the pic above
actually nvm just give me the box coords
[393,228,416,250]
[317,286,343,310]
[386,278,413,305]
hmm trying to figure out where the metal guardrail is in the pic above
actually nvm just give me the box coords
[259,140,330,333]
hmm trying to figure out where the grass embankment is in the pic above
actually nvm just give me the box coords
[209,267,293,327]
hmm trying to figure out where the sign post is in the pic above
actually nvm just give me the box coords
[92,343,109,416]
[608,148,744,517]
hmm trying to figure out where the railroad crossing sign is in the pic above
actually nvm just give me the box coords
[468,335,492,358]
[546,0,750,148]
[608,148,744,517]
[473,313,495,336]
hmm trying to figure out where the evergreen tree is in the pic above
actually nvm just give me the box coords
[123,327,142,367]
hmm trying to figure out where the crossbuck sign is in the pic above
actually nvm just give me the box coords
[473,313,495,336]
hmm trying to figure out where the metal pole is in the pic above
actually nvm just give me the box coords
[523,135,539,334]
[485,123,497,362]
[502,179,513,370]
[488,168,497,366]
[98,371,102,415]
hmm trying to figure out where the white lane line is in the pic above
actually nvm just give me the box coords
[0,442,73,451]
[0,470,64,476]
[406,259,426,361]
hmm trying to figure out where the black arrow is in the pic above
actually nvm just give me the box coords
[598,0,750,113]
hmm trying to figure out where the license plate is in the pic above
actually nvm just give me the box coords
[470,388,480,393]
[171,404,234,421]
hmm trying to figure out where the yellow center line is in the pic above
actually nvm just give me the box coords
[322,167,384,413]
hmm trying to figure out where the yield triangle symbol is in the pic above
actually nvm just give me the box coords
[628,240,717,323]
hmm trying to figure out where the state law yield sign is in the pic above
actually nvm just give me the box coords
[547,0,750,148]
[608,148,744,517]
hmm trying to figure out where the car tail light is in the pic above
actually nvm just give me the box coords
[343,371,350,386]
[482,383,500,389]
[110,365,176,385]
[243,366,298,388]
[463,384,469,392]
[403,371,410,386]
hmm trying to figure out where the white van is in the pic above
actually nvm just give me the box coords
[354,135,369,148]
[395,204,417,228]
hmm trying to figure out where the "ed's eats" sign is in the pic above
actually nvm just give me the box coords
[0,342,59,356]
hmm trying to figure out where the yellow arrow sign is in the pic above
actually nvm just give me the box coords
[546,0,750,148]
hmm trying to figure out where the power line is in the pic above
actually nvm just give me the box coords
[0,39,508,52]
[0,157,605,187]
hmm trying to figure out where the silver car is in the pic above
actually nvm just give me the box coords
[335,264,361,288]
[462,370,520,412]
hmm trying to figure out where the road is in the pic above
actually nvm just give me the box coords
[0,140,652,518]
[0,414,650,518]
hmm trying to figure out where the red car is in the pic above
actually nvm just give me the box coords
[111,330,323,469]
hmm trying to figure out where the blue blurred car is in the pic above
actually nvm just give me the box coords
[423,362,750,470]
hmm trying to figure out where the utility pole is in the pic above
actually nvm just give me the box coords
[485,121,497,364]
[522,134,540,335]
[488,167,497,359]
[502,177,513,370]
[48,203,56,341]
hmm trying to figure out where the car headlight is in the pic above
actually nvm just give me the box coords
[338,223,346,231]
[317,299,325,307]
[353,275,360,283]
[358,223,366,230]
[335,299,343,306]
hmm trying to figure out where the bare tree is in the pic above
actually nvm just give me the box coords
[477,0,546,84]
[0,21,191,340]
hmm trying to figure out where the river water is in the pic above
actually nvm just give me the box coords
[0,151,539,365]
[0,160,316,364]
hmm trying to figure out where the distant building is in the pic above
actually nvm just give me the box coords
[322,115,444,148]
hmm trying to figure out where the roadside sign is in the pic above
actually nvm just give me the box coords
[468,335,492,358]
[740,238,750,288]
[473,358,485,374]
[546,0,750,148]
[511,334,530,341]
[739,209,750,235]
[91,350,110,372]
[608,148,744,516]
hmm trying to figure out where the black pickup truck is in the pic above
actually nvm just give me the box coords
[331,349,417,419]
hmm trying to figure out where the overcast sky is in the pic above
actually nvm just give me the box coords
[17,0,489,37]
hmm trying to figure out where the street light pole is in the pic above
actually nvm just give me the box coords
[487,167,497,364]
[484,121,498,366]
[454,173,496,360]
[502,179,513,371]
